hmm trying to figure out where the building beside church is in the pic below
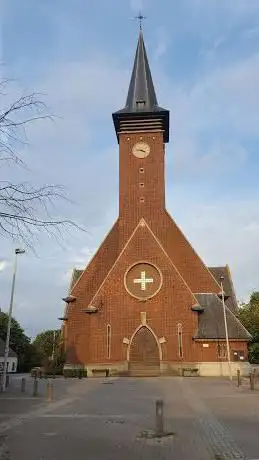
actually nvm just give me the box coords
[0,338,18,374]
[61,31,251,377]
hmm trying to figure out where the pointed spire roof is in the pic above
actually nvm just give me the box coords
[117,31,167,114]
[125,31,158,112]
[112,31,169,142]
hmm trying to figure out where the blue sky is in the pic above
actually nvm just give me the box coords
[1,0,259,337]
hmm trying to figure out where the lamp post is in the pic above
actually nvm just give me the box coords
[51,330,56,361]
[220,275,232,381]
[1,248,25,392]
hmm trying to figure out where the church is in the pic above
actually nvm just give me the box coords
[61,30,251,377]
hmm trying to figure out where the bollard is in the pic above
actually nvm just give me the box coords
[249,370,255,391]
[47,379,53,402]
[5,375,9,388]
[21,377,26,392]
[105,369,109,378]
[33,377,38,397]
[155,399,164,436]
[237,369,241,387]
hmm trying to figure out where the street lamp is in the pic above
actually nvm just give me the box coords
[220,275,232,381]
[1,248,25,392]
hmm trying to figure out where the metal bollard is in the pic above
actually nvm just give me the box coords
[21,377,26,392]
[5,375,10,388]
[47,379,53,402]
[33,377,38,397]
[237,369,241,387]
[155,399,164,436]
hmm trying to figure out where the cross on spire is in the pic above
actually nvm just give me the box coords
[135,12,147,31]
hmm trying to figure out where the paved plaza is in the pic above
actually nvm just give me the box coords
[0,375,259,459]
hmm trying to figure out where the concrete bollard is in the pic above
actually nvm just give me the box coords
[47,379,53,402]
[33,377,38,397]
[21,377,26,392]
[237,369,241,387]
[249,370,255,391]
[155,399,164,436]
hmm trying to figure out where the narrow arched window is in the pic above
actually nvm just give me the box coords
[107,324,111,359]
[177,323,183,359]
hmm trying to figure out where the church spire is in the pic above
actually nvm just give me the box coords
[113,31,169,143]
[125,30,158,113]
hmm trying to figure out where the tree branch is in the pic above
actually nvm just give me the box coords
[0,78,85,248]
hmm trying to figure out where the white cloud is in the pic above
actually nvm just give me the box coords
[178,0,259,38]
[153,27,169,61]
[167,192,259,302]
[0,260,7,272]
[152,50,259,183]
[172,53,259,136]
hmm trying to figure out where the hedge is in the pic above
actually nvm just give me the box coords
[63,368,87,378]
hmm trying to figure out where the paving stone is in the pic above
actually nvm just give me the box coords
[0,377,258,459]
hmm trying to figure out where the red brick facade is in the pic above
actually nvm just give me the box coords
[63,130,249,375]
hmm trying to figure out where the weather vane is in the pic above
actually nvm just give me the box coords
[134,12,147,31]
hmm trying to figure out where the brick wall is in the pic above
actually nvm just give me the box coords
[64,129,247,367]
[67,222,200,364]
[198,341,248,362]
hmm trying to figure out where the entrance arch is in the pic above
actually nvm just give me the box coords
[128,326,160,376]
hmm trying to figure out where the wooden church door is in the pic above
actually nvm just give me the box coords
[129,327,160,376]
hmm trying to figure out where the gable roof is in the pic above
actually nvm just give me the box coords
[194,293,251,341]
[0,338,17,358]
[86,218,199,309]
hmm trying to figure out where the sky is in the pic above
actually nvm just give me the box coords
[0,0,259,338]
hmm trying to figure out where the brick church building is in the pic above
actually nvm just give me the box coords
[61,31,251,377]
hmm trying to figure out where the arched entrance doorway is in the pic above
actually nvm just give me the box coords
[129,326,160,376]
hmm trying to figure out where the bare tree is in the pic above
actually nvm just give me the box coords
[0,79,83,248]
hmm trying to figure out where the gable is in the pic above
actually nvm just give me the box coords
[68,207,226,311]
[86,218,199,312]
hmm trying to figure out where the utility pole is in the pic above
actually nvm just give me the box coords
[220,275,232,381]
[1,248,25,392]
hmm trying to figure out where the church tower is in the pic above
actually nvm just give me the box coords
[113,31,168,222]
[62,31,250,377]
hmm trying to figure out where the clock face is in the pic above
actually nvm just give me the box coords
[132,142,150,158]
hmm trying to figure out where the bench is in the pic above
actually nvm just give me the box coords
[181,368,199,377]
[92,368,110,377]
